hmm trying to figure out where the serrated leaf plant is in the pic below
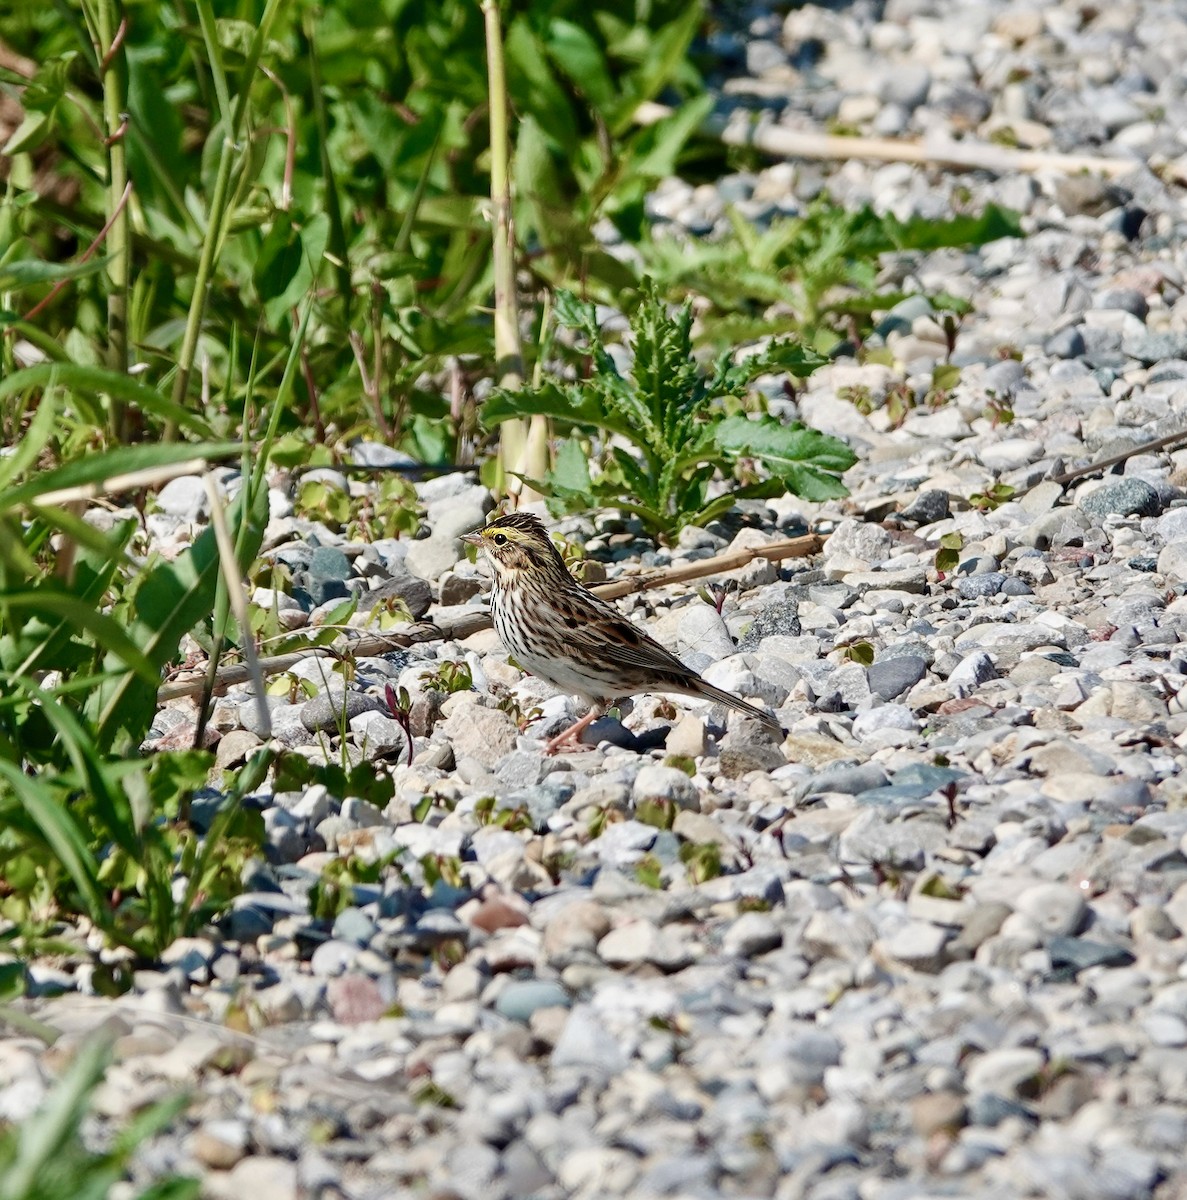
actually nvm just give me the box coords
[483,280,857,539]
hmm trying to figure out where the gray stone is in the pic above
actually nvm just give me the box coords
[1048,936,1135,972]
[722,911,783,957]
[947,651,998,694]
[851,704,919,738]
[551,1005,628,1073]
[1078,478,1162,520]
[1044,326,1086,359]
[156,474,210,520]
[356,570,432,618]
[899,490,951,525]
[866,655,927,700]
[677,603,737,661]
[822,519,894,568]
[877,921,950,972]
[300,690,384,733]
[495,980,571,1022]
[1012,882,1086,936]
[632,764,699,809]
[1123,331,1187,364]
[331,907,377,946]
[802,762,889,798]
[956,573,1007,599]
[966,1047,1045,1097]
[441,704,518,769]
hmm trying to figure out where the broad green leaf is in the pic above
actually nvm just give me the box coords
[482,381,636,444]
[505,19,578,152]
[713,414,858,479]
[0,256,110,292]
[2,593,159,683]
[618,3,704,126]
[1,110,52,157]
[0,365,215,441]
[0,762,106,926]
[545,19,614,109]
[546,436,593,500]
[258,213,330,327]
[622,94,713,180]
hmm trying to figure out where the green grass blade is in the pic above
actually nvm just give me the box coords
[0,441,241,512]
[0,364,215,437]
[0,762,107,929]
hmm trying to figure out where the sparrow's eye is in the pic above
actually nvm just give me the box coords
[493,533,507,546]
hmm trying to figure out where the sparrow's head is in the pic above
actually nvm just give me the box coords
[461,511,569,584]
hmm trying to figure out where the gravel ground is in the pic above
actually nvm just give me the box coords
[10,1,1187,1198]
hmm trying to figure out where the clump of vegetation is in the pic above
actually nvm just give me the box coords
[484,283,856,538]
[640,200,1019,353]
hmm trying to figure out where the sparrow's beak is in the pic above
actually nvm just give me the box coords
[460,531,483,547]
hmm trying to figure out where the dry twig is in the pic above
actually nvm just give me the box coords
[156,532,825,702]
[635,100,1142,179]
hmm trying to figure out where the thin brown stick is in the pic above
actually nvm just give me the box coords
[634,101,1141,179]
[1041,428,1187,490]
[590,532,824,599]
[155,532,825,702]
[31,458,211,507]
[16,179,133,328]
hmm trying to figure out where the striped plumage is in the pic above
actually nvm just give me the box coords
[462,511,783,751]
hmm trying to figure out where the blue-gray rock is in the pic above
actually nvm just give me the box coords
[968,1094,1036,1128]
[802,762,890,798]
[956,573,1006,599]
[496,751,556,788]
[514,783,575,830]
[893,763,966,792]
[1122,331,1187,364]
[332,907,377,947]
[947,651,998,693]
[1079,479,1162,520]
[1093,288,1148,319]
[899,490,950,525]
[1048,936,1136,974]
[738,599,801,649]
[496,979,571,1022]
[227,904,276,942]
[307,545,351,582]
[866,655,927,700]
[1148,360,1187,383]
[1043,327,1086,359]
[1000,577,1034,596]
[356,570,432,619]
[301,691,385,733]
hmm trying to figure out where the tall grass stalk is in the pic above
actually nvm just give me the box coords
[170,0,285,426]
[93,0,129,436]
[482,0,548,500]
